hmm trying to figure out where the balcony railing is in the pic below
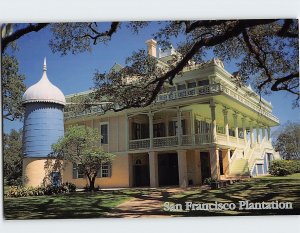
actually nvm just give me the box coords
[128,138,150,150]
[156,83,222,102]
[65,83,279,124]
[129,133,211,150]
[156,83,279,124]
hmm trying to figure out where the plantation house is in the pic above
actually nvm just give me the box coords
[63,39,280,188]
[23,40,280,188]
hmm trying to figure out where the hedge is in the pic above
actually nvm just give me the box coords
[269,160,300,176]
[4,182,77,198]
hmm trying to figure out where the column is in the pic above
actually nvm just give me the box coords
[210,100,217,143]
[262,126,266,141]
[148,112,154,149]
[221,149,230,176]
[242,116,247,144]
[209,147,220,179]
[223,107,229,144]
[191,112,195,145]
[233,112,239,143]
[128,154,133,187]
[177,150,188,188]
[165,116,169,137]
[194,149,201,185]
[267,126,271,141]
[256,126,260,144]
[250,121,254,147]
[149,151,159,187]
[177,108,182,146]
[125,114,129,151]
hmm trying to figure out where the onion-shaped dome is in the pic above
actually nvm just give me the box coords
[22,58,66,106]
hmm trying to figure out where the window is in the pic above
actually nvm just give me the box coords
[187,82,196,88]
[132,122,149,139]
[229,128,235,137]
[97,163,112,178]
[198,80,209,86]
[100,123,109,144]
[169,120,186,136]
[73,163,85,179]
[153,123,165,137]
[177,84,186,90]
[196,120,211,134]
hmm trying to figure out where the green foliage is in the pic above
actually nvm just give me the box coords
[4,182,77,198]
[274,122,300,159]
[52,125,115,190]
[3,129,23,186]
[2,54,26,121]
[203,177,219,185]
[49,20,299,110]
[269,160,300,176]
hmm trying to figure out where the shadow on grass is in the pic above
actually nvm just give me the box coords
[4,175,300,219]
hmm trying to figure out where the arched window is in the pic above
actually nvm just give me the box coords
[135,159,142,165]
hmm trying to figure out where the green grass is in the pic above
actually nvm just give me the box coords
[4,174,300,219]
[3,190,137,219]
[165,173,300,216]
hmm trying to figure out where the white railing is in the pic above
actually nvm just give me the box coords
[156,84,279,124]
[128,133,211,150]
[182,135,193,145]
[153,136,178,148]
[65,83,279,124]
[129,138,150,150]
[222,86,279,123]
[156,83,222,102]
[194,133,211,144]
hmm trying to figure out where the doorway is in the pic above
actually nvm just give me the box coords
[158,153,179,186]
[133,158,150,187]
[200,152,211,183]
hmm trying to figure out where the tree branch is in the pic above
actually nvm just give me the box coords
[2,23,49,52]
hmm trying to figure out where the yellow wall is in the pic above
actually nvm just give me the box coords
[23,158,50,187]
[62,154,130,188]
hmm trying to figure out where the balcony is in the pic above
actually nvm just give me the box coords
[64,83,279,124]
[128,133,211,150]
[156,83,279,124]
[156,83,222,102]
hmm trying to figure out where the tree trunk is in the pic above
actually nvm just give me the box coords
[86,173,96,191]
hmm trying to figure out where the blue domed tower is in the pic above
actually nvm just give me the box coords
[22,58,66,187]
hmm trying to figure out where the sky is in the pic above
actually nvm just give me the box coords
[3,22,300,134]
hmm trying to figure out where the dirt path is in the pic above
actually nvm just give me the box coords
[108,188,188,218]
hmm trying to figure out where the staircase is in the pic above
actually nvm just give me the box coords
[228,138,277,178]
[228,145,250,178]
[229,159,250,176]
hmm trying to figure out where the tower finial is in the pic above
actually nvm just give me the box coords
[43,57,47,71]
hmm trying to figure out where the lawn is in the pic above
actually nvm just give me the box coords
[165,173,300,216]
[3,189,146,219]
[3,174,300,219]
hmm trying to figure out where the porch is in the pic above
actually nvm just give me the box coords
[129,148,231,188]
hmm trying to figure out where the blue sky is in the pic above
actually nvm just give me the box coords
[3,22,299,133]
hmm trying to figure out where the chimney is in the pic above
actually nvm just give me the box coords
[145,39,157,57]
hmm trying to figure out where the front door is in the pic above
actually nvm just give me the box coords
[158,153,179,186]
[133,165,150,187]
[200,152,211,183]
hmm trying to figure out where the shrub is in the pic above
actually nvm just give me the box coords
[269,160,300,176]
[204,177,219,185]
[4,182,76,198]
